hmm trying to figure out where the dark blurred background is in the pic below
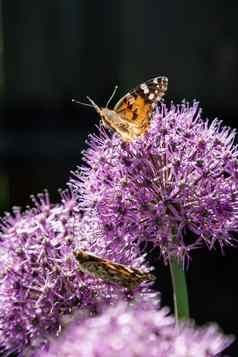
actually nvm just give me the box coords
[1,0,238,355]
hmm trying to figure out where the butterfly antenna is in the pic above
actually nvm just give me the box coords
[106,85,118,107]
[72,98,102,115]
[72,98,94,108]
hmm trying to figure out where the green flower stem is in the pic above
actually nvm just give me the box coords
[169,257,189,322]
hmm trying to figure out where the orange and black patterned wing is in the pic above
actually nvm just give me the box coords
[74,250,155,290]
[113,76,168,134]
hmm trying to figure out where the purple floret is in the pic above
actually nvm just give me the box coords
[71,102,238,264]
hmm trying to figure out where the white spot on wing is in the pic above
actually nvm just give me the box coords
[140,83,149,94]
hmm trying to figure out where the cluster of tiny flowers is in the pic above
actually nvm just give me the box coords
[34,301,233,357]
[71,102,238,263]
[0,190,155,355]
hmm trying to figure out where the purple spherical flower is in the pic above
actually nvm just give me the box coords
[0,190,155,355]
[34,301,234,357]
[71,102,238,263]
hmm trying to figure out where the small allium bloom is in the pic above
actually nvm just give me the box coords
[71,102,238,262]
[35,302,233,357]
[0,190,155,355]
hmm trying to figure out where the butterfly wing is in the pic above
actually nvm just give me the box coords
[74,250,155,290]
[113,76,168,134]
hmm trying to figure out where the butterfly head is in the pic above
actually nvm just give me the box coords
[84,96,119,132]
[74,249,90,262]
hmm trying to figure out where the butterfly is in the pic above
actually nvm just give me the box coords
[74,250,155,290]
[73,76,168,142]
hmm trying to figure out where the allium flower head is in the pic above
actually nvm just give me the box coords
[71,102,238,263]
[34,301,233,357]
[0,190,155,355]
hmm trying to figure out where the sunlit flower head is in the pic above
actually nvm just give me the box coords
[71,102,238,264]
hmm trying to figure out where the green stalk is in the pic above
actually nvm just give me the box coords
[169,257,189,322]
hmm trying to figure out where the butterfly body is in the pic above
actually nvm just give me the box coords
[74,250,155,290]
[99,107,142,142]
[87,76,168,142]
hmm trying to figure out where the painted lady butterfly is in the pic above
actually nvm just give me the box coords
[73,76,168,142]
[74,250,155,290]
